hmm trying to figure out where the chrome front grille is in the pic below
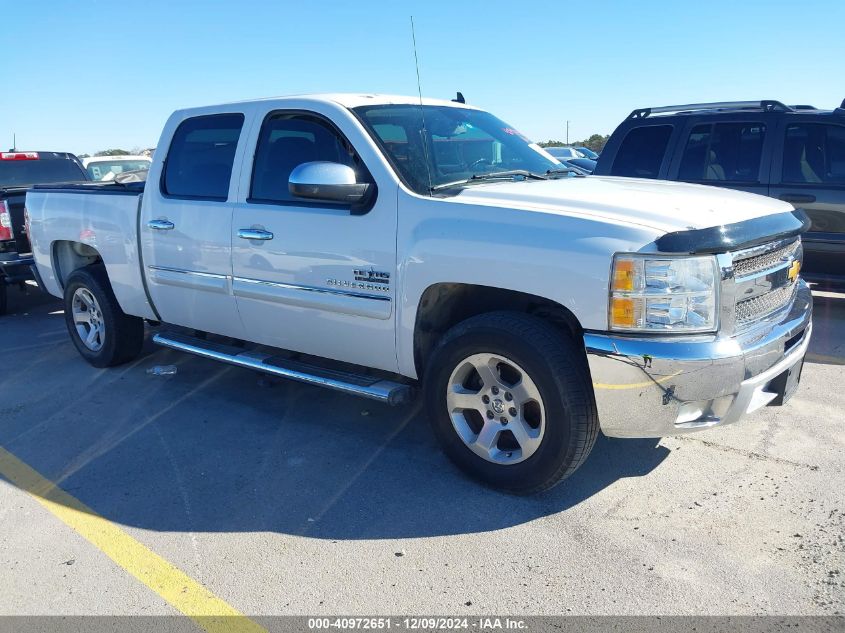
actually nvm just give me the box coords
[730,237,801,330]
[733,239,799,277]
[735,282,797,325]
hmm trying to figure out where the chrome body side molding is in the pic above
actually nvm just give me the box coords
[231,277,392,320]
[145,267,391,319]
[146,266,230,294]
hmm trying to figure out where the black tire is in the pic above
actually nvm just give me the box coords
[424,311,599,494]
[63,265,144,368]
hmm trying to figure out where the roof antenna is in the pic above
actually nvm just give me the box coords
[411,16,434,196]
[453,92,465,104]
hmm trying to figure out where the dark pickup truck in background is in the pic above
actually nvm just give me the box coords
[0,151,89,314]
[594,99,845,285]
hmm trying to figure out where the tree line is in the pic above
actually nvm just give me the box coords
[77,148,149,159]
[538,134,609,152]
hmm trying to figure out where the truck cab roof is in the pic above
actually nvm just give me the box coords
[175,93,482,116]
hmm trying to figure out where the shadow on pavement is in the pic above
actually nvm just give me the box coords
[807,291,845,366]
[2,280,58,316]
[0,289,669,540]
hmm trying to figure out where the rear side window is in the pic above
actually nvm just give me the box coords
[610,125,672,179]
[782,123,845,184]
[678,122,766,182]
[250,112,361,204]
[163,113,244,200]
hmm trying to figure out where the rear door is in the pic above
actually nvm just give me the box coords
[667,115,774,197]
[770,117,845,278]
[140,112,249,338]
[230,106,398,373]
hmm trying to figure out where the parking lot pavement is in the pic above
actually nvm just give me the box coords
[0,283,843,619]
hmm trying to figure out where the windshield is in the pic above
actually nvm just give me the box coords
[0,158,88,188]
[353,105,569,195]
[86,159,151,181]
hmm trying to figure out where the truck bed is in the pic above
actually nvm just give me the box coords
[25,180,156,320]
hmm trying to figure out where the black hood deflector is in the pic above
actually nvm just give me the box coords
[655,209,811,254]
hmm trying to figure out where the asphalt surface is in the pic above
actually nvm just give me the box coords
[0,282,843,617]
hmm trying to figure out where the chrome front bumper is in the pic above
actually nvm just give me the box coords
[584,280,813,438]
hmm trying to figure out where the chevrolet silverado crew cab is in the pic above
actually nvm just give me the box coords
[26,94,813,493]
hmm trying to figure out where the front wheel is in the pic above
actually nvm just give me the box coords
[63,265,144,367]
[424,312,599,494]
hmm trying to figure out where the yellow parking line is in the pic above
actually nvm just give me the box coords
[0,445,267,633]
[593,370,682,390]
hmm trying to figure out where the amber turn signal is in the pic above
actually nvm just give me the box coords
[610,297,638,328]
[612,258,635,292]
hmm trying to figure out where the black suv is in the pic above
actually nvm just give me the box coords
[595,100,845,283]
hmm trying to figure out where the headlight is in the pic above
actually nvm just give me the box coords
[609,254,719,332]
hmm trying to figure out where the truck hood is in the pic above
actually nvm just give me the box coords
[451,175,794,234]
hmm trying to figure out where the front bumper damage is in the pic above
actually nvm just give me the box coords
[584,280,813,438]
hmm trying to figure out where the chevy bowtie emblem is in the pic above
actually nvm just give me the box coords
[787,259,801,282]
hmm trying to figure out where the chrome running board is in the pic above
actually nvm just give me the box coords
[152,332,413,406]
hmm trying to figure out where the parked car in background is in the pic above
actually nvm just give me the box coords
[574,146,600,160]
[557,161,590,175]
[544,146,586,160]
[0,151,89,313]
[565,157,597,174]
[544,147,595,172]
[83,155,152,181]
[27,93,812,493]
[595,99,845,284]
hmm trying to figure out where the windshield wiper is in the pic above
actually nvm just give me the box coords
[546,168,582,178]
[430,170,548,193]
[471,169,548,181]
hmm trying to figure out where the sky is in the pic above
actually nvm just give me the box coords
[2,0,843,155]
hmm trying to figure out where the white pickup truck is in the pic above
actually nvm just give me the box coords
[26,94,813,493]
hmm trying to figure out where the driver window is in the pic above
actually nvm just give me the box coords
[250,113,360,203]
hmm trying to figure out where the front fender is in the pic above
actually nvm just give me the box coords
[395,195,659,378]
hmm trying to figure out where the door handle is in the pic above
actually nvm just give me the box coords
[148,219,175,230]
[238,228,274,241]
[779,193,816,204]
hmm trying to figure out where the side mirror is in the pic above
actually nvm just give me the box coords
[288,161,371,204]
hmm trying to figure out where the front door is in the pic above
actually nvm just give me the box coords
[140,112,247,339]
[230,109,398,373]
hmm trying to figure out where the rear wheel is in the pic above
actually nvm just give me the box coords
[63,265,144,367]
[424,311,599,494]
